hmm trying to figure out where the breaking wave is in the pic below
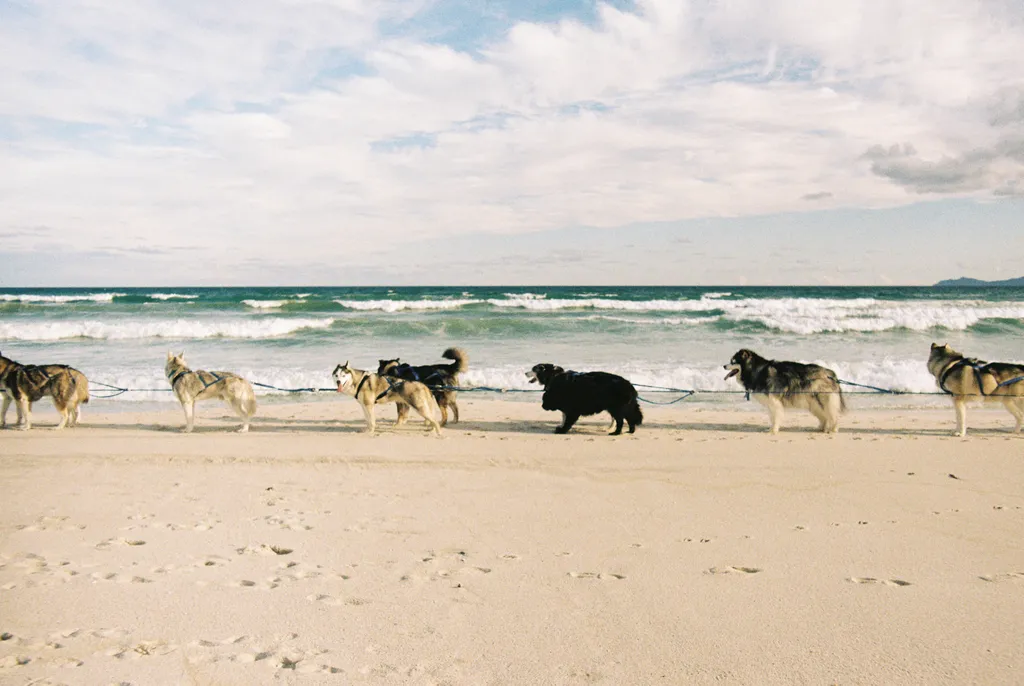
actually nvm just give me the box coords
[334,298,481,312]
[148,293,199,300]
[0,317,336,341]
[0,292,126,303]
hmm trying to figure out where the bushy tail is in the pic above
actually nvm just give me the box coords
[243,385,258,418]
[442,347,468,375]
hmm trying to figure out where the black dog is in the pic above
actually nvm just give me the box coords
[378,347,468,426]
[527,363,643,435]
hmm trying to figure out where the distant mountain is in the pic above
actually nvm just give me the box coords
[933,276,1024,287]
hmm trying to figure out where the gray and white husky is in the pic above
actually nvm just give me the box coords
[165,352,257,433]
[724,349,845,434]
[333,362,441,435]
[927,343,1024,437]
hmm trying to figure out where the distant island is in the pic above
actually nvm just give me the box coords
[933,276,1024,287]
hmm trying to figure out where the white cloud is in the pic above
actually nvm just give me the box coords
[0,0,1021,280]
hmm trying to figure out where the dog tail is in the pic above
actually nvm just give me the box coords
[78,372,90,405]
[243,384,258,418]
[442,347,468,375]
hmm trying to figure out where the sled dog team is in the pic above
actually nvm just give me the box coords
[2,345,1023,438]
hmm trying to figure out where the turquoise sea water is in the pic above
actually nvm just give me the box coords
[2,286,1022,407]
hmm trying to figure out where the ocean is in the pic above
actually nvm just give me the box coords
[2,286,1023,409]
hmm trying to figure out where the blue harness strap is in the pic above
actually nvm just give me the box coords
[375,375,403,402]
[169,369,226,391]
[936,358,1021,396]
[996,374,1024,390]
[394,363,419,381]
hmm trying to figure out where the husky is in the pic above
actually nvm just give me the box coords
[526,363,643,435]
[333,362,442,435]
[724,349,845,434]
[0,351,89,430]
[377,347,467,426]
[165,352,257,433]
[927,343,1024,437]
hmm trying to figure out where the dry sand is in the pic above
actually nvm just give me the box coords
[1,397,1023,685]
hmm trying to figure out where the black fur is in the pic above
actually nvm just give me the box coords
[378,348,467,425]
[528,363,643,435]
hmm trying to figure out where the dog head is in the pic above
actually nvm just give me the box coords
[332,361,355,392]
[165,351,187,374]
[527,363,565,386]
[724,349,756,382]
[927,343,961,377]
[377,358,400,375]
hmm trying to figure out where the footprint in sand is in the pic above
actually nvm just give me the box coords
[235,543,294,556]
[16,515,85,532]
[567,572,626,580]
[848,577,911,587]
[95,538,146,550]
[978,572,1024,583]
[705,566,762,575]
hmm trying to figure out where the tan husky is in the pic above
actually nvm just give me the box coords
[0,351,89,430]
[927,343,1024,437]
[165,352,257,433]
[332,362,441,435]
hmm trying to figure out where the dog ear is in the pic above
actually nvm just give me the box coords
[167,351,174,360]
[930,343,938,350]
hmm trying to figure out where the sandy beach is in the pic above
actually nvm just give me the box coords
[2,397,1023,685]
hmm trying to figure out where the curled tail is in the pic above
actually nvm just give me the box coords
[442,347,468,375]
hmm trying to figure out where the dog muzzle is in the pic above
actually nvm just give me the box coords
[724,365,739,380]
[526,370,538,384]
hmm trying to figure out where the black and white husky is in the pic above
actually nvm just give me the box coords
[724,349,845,434]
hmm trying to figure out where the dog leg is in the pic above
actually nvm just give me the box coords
[437,402,448,427]
[71,403,82,428]
[395,401,410,426]
[232,398,250,433]
[1,394,9,427]
[16,397,31,430]
[53,395,69,430]
[609,413,625,436]
[183,400,195,433]
[361,404,376,434]
[450,399,459,424]
[1004,399,1023,433]
[953,398,967,437]
[416,403,442,436]
[555,412,579,434]
[766,398,783,434]
[809,400,830,433]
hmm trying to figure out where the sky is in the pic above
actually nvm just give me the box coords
[0,0,1022,287]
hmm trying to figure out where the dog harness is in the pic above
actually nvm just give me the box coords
[390,364,444,386]
[936,357,1024,396]
[7,363,75,401]
[167,369,225,392]
[349,371,403,402]
[375,376,404,402]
